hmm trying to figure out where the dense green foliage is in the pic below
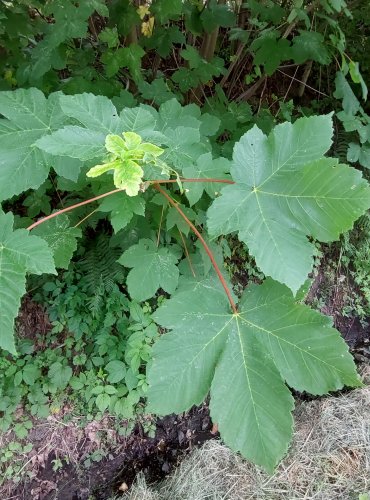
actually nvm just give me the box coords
[1,0,370,475]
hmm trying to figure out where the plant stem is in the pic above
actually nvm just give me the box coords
[27,188,123,231]
[154,183,238,314]
[150,178,235,185]
[27,178,235,231]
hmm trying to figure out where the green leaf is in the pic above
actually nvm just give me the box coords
[102,44,144,82]
[36,127,106,161]
[291,31,331,65]
[334,72,361,115]
[145,26,185,58]
[48,362,72,389]
[251,32,291,75]
[348,61,368,101]
[0,89,67,201]
[200,0,235,32]
[33,215,82,269]
[99,191,145,233]
[105,360,126,383]
[99,26,119,48]
[119,238,180,301]
[151,0,183,23]
[138,78,178,105]
[22,364,41,385]
[148,278,360,471]
[96,392,111,412]
[347,143,370,169]
[207,115,370,293]
[59,93,121,134]
[0,213,56,354]
[183,153,231,206]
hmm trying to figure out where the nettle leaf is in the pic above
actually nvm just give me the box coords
[33,215,82,269]
[0,213,56,354]
[147,278,360,472]
[99,191,146,233]
[207,115,370,293]
[0,88,71,201]
[119,239,180,302]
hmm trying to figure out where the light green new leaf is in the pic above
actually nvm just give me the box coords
[0,89,68,201]
[119,239,179,301]
[0,213,56,354]
[99,191,145,233]
[147,278,360,471]
[207,115,370,293]
[33,215,82,269]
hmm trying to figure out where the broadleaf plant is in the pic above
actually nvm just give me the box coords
[0,89,370,473]
[147,277,361,471]
[207,115,370,293]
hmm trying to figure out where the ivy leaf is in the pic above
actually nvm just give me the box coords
[99,191,146,233]
[182,152,231,206]
[32,215,82,269]
[0,89,68,201]
[119,238,180,301]
[0,212,56,354]
[147,278,360,472]
[207,115,370,294]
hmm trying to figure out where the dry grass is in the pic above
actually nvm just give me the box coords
[124,367,370,500]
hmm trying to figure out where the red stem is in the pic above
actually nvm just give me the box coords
[154,178,235,185]
[27,188,123,231]
[154,183,238,315]
[27,178,234,231]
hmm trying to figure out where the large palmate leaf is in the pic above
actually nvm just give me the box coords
[33,215,82,269]
[0,88,75,200]
[0,213,56,354]
[35,93,122,162]
[147,278,360,472]
[207,115,370,293]
[119,239,180,302]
